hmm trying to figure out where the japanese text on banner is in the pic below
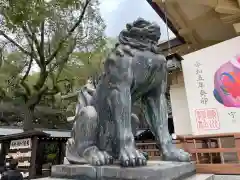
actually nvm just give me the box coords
[195,62,208,105]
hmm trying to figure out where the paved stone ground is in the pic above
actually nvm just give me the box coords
[185,174,214,180]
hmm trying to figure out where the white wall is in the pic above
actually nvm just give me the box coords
[169,71,192,135]
[170,83,192,135]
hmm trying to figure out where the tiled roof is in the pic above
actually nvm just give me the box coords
[0,127,71,138]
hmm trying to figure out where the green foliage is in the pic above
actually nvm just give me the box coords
[0,0,106,130]
[0,51,25,98]
[43,142,59,163]
[47,153,57,161]
[1,0,97,27]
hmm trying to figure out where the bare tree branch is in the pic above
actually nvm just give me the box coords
[22,24,45,68]
[46,0,91,65]
[20,81,31,96]
[20,35,35,96]
[34,70,48,91]
[26,85,48,108]
[21,25,41,67]
[40,21,45,64]
[46,37,76,97]
[21,58,33,83]
[25,25,41,54]
[0,30,32,56]
[51,39,76,78]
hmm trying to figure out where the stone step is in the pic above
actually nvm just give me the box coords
[51,161,196,180]
[214,175,240,180]
[33,178,64,180]
[34,174,215,180]
[185,174,214,180]
[34,161,196,180]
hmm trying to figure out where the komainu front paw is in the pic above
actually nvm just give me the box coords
[119,147,147,167]
[162,144,191,162]
[83,146,113,166]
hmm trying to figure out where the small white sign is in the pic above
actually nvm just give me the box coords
[8,151,31,158]
[18,161,31,167]
[10,138,31,150]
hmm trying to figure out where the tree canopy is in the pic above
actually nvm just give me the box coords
[0,0,106,130]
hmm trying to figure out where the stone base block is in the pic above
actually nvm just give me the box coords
[51,161,196,180]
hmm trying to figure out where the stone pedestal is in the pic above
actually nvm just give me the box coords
[50,161,196,180]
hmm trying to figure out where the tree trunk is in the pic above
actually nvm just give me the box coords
[22,91,44,131]
[22,105,35,131]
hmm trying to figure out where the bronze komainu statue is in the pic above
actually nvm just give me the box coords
[66,18,190,167]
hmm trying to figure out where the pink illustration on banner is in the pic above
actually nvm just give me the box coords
[195,108,220,130]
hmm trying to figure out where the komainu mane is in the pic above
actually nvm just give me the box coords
[66,18,190,167]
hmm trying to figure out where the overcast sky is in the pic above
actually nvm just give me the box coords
[99,0,175,41]
[0,0,175,43]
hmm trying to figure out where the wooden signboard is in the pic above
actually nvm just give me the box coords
[10,138,31,150]
[7,138,32,179]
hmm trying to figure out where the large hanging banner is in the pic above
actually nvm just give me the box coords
[182,36,240,135]
[10,138,32,150]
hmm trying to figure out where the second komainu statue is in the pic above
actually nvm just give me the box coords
[66,18,190,167]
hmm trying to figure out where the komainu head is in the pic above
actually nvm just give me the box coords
[118,18,161,50]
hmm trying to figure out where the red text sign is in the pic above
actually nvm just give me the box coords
[195,108,220,130]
